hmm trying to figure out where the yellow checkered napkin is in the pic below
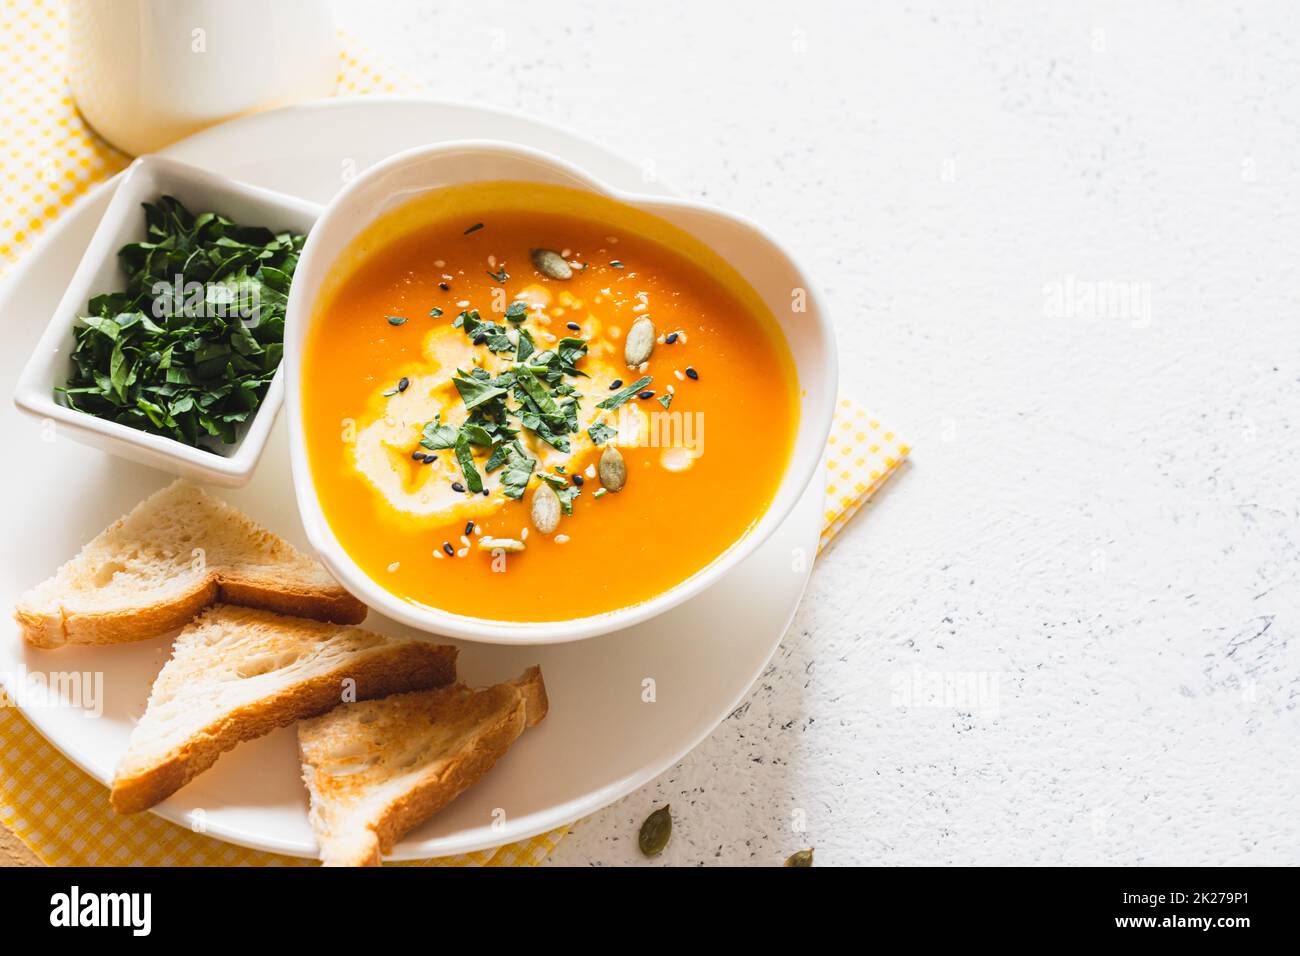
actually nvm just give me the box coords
[0,0,908,866]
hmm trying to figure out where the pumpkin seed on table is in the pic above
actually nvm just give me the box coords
[784,848,815,867]
[530,248,572,280]
[530,481,561,534]
[638,805,672,857]
[624,316,656,366]
[598,445,627,492]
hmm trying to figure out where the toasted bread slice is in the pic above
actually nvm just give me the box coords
[15,480,366,648]
[110,605,457,814]
[298,667,548,866]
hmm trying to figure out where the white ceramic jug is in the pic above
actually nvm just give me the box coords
[68,0,338,156]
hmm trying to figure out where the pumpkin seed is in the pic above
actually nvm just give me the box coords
[478,537,525,553]
[783,848,815,867]
[624,316,656,366]
[638,805,672,856]
[598,445,626,492]
[530,481,561,533]
[530,248,572,280]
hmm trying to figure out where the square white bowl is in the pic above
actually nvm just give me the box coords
[12,156,321,487]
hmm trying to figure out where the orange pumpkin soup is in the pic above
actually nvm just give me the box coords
[302,183,798,622]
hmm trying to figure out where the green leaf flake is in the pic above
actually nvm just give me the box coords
[596,376,652,410]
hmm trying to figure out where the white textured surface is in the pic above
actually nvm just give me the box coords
[335,0,1300,865]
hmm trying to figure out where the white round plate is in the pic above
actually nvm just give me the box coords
[0,97,823,859]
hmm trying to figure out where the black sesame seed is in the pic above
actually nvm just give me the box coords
[411,451,425,461]
[566,322,581,331]
[685,366,699,380]
[442,542,454,556]
[397,376,410,392]
[422,455,435,465]
[465,521,475,535]
[665,332,679,344]
[451,481,466,493]
[572,474,584,487]
[482,489,489,497]
[638,390,655,400]
[438,282,450,291]
[609,379,623,390]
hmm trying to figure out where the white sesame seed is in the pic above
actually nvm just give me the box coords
[521,528,529,540]
[554,534,570,544]
[435,259,446,268]
[457,547,469,557]
[460,535,470,547]
[441,273,454,280]
[456,300,470,308]
[678,331,688,343]
[387,561,401,573]
[585,464,596,478]
[667,384,675,394]
[634,303,648,312]
[638,361,649,373]
[674,369,685,380]
[432,550,445,560]
[487,255,497,267]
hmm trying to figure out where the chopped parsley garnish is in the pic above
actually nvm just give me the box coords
[609,260,624,269]
[588,420,617,444]
[452,373,508,410]
[56,195,304,448]
[657,393,673,410]
[386,315,407,326]
[455,309,515,353]
[487,268,509,284]
[429,306,443,318]
[453,432,483,493]
[416,303,605,498]
[596,376,652,410]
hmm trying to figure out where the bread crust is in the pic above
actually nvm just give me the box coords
[15,481,367,648]
[110,638,457,814]
[300,667,548,866]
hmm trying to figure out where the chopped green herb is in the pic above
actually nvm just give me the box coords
[515,327,536,363]
[609,260,624,269]
[429,306,444,318]
[556,484,580,515]
[56,195,304,448]
[596,376,652,410]
[588,420,617,444]
[498,441,535,499]
[487,268,509,284]
[464,222,485,235]
[419,417,459,451]
[505,301,528,322]
[453,432,483,493]
[658,393,673,410]
[453,374,507,410]
[386,315,407,326]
